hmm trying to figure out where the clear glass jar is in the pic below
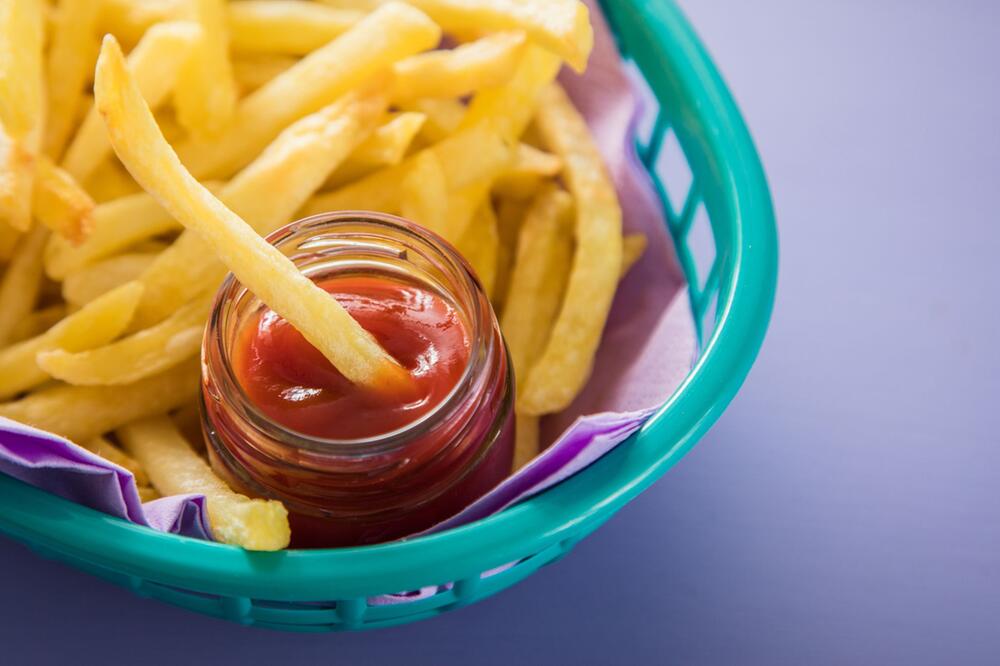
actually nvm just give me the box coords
[201,212,514,548]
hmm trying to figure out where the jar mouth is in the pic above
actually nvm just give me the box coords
[204,210,496,456]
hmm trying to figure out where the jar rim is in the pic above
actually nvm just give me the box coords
[203,210,498,457]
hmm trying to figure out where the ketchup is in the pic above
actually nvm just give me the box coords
[233,276,470,440]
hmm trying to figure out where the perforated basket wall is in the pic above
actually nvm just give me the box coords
[0,0,777,632]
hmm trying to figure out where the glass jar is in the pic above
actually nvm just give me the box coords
[201,212,514,548]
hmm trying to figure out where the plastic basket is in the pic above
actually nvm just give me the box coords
[0,0,777,632]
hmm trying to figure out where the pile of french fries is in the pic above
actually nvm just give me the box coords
[0,0,646,551]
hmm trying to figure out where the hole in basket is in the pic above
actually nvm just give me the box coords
[653,129,693,220]
[623,59,658,150]
[686,203,716,295]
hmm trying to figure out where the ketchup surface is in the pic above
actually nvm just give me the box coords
[233,276,470,440]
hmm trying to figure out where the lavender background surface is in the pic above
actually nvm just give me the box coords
[2,1,998,664]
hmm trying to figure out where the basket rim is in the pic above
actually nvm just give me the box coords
[0,0,778,600]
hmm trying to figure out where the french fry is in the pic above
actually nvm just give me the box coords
[0,221,19,261]
[39,290,210,386]
[175,2,441,179]
[130,90,387,329]
[400,150,449,236]
[513,413,539,471]
[0,357,200,444]
[96,36,410,392]
[442,180,490,245]
[391,32,527,102]
[44,189,184,280]
[397,97,465,143]
[344,112,426,169]
[461,45,561,142]
[501,188,573,464]
[305,121,513,216]
[136,485,160,502]
[492,196,530,313]
[82,159,141,203]
[62,252,157,307]
[98,0,185,48]
[174,0,238,137]
[621,232,647,278]
[228,0,362,55]
[32,156,95,244]
[8,304,65,343]
[232,54,297,94]
[42,0,101,160]
[83,434,149,486]
[501,185,573,378]
[0,0,45,231]
[0,281,142,400]
[456,199,500,298]
[493,143,563,200]
[61,21,200,183]
[170,401,205,452]
[519,84,623,415]
[403,0,593,72]
[0,225,48,345]
[117,416,290,550]
[324,111,426,188]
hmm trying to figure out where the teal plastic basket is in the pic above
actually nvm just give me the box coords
[0,0,777,631]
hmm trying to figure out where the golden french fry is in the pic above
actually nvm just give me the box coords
[442,180,490,245]
[492,196,530,313]
[621,232,647,278]
[131,90,387,329]
[0,220,19,261]
[98,0,185,48]
[493,143,562,200]
[397,97,465,143]
[519,84,623,415]
[175,2,441,179]
[62,252,158,307]
[42,0,101,160]
[500,185,573,379]
[404,0,593,72]
[118,416,290,550]
[455,199,500,298]
[136,485,160,502]
[513,413,539,471]
[391,32,526,102]
[0,358,200,444]
[0,281,143,400]
[0,0,45,231]
[305,121,512,216]
[62,21,200,182]
[400,150,449,236]
[461,45,561,142]
[96,36,409,392]
[32,156,95,244]
[8,304,66,343]
[174,0,238,137]
[0,225,47,345]
[39,290,211,386]
[228,0,362,55]
[44,189,185,280]
[170,401,205,452]
[83,434,149,486]
[324,112,426,188]
[345,112,426,169]
[232,54,297,94]
[81,159,141,203]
